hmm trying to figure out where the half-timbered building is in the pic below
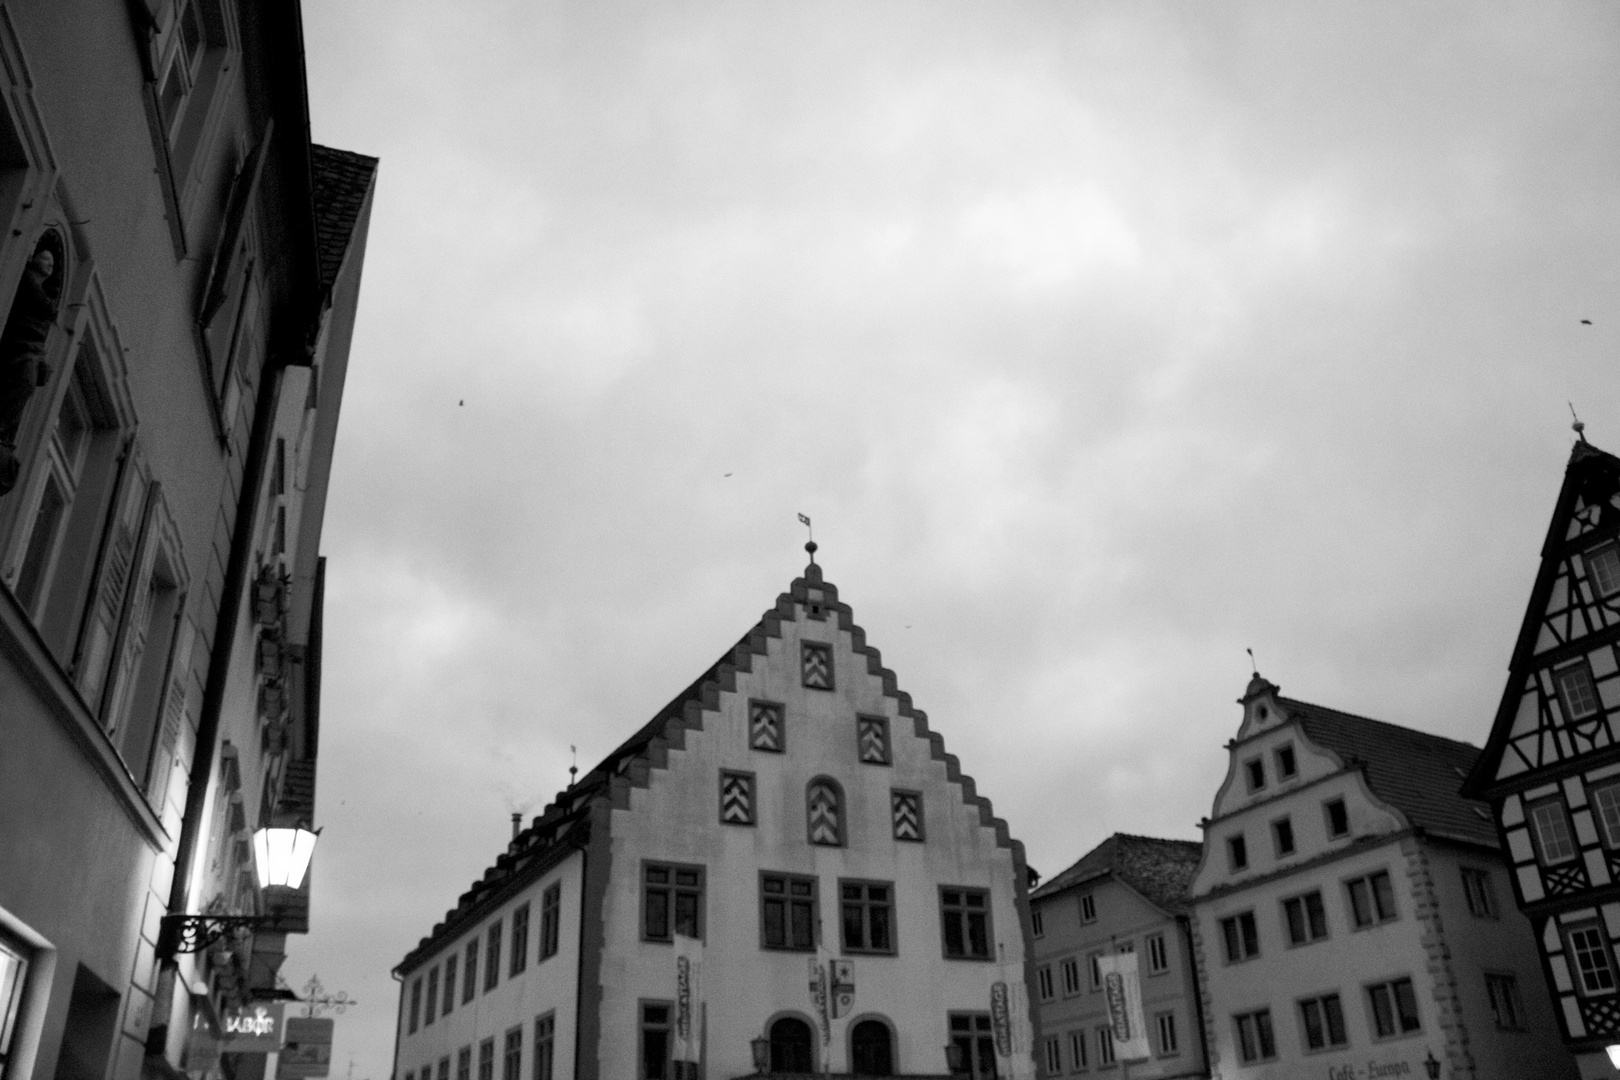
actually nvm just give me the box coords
[1463,438,1620,1077]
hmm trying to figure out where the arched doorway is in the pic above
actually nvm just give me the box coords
[769,1016,814,1073]
[850,1019,894,1076]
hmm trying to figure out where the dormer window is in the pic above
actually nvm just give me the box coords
[1275,745,1297,780]
[1588,542,1620,597]
[1324,798,1349,839]
[1244,758,1266,792]
[1555,663,1602,724]
[1228,834,1248,872]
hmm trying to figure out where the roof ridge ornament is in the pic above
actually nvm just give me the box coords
[798,511,816,564]
[1570,401,1588,443]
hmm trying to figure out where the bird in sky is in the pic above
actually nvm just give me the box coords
[1581,320,1592,325]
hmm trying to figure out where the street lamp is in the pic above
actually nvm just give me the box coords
[750,1035,770,1075]
[156,825,321,959]
[1607,1045,1620,1070]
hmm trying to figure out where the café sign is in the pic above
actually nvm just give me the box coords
[221,1002,285,1053]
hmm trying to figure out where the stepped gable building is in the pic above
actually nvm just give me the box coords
[1028,833,1208,1078]
[391,557,1037,1080]
[0,3,375,1079]
[1462,439,1620,1077]
[1188,678,1570,1080]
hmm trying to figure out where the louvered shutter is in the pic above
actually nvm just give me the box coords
[98,481,163,731]
[73,441,148,711]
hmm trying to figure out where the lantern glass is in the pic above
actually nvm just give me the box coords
[1607,1045,1620,1069]
[750,1035,770,1074]
[252,826,319,889]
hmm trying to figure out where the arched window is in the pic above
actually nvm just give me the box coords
[769,1016,814,1073]
[0,228,66,495]
[850,1018,894,1076]
[807,777,843,846]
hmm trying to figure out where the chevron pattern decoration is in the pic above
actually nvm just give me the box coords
[892,790,922,841]
[808,780,842,845]
[750,702,783,751]
[857,716,891,764]
[720,771,755,825]
[801,642,833,690]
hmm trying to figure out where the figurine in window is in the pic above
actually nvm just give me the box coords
[0,234,65,494]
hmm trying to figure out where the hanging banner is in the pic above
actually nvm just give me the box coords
[990,982,1012,1056]
[829,960,855,1019]
[673,933,703,1065]
[276,1017,335,1079]
[807,959,830,1045]
[1098,952,1151,1060]
[221,1001,285,1053]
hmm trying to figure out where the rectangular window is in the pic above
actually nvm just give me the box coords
[438,1057,450,1080]
[640,1001,672,1080]
[1079,893,1096,923]
[1037,965,1054,1002]
[425,966,438,1026]
[1592,782,1620,847]
[1567,924,1618,995]
[1530,800,1579,864]
[1299,993,1348,1050]
[1031,906,1045,938]
[503,1027,522,1080]
[1088,951,1103,991]
[840,880,894,954]
[442,955,457,1017]
[748,700,784,751]
[1146,932,1168,973]
[1155,1011,1178,1054]
[1272,817,1295,857]
[1283,891,1328,945]
[1346,870,1397,928]
[1325,798,1349,838]
[485,921,503,991]
[463,941,478,1003]
[761,872,816,951]
[1233,1009,1276,1063]
[1485,974,1523,1029]
[540,883,561,960]
[720,770,756,825]
[408,976,422,1034]
[1367,977,1421,1037]
[891,789,924,841]
[1557,663,1602,722]
[533,1012,556,1080]
[1221,911,1260,962]
[1096,1026,1115,1066]
[1045,1036,1062,1075]
[856,715,891,764]
[1069,1030,1087,1070]
[457,1047,471,1080]
[1061,957,1081,995]
[1245,757,1266,791]
[948,1013,996,1080]
[1228,834,1248,871]
[510,904,530,977]
[941,887,992,959]
[644,862,703,942]
[1460,867,1498,918]
[1590,542,1620,597]
[1275,744,1297,779]
[801,641,834,689]
[478,1039,495,1080]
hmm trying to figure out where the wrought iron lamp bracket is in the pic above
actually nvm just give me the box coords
[156,914,278,957]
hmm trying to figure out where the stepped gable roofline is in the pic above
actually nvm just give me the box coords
[396,560,1026,973]
[1276,696,1496,848]
[1031,833,1203,914]
[1464,439,1620,798]
[309,144,378,296]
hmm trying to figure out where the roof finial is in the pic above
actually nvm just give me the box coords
[1570,402,1588,443]
[568,745,577,788]
[798,512,816,563]
[1246,647,1258,676]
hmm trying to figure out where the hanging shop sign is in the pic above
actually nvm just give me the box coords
[221,1001,285,1053]
[276,1017,334,1079]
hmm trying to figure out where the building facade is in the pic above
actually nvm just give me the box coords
[1028,834,1207,1079]
[0,3,373,1078]
[1462,439,1620,1078]
[392,557,1038,1079]
[1188,677,1572,1080]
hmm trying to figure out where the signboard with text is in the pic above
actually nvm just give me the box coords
[276,1017,334,1079]
[221,1001,285,1053]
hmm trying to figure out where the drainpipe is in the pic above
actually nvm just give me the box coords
[1179,914,1212,1078]
[146,358,283,1056]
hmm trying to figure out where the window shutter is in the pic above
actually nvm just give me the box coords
[98,481,163,731]
[200,121,272,327]
[72,439,147,708]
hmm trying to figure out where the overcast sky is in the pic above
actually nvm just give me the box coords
[289,3,1619,1073]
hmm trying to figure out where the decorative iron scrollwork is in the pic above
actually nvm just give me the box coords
[156,914,282,958]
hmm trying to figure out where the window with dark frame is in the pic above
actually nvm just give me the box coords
[1061,957,1081,995]
[1045,1036,1061,1075]
[1272,817,1295,857]
[1079,893,1096,923]
[1155,1011,1178,1055]
[749,700,784,752]
[1147,932,1169,973]
[807,778,844,846]
[484,920,503,991]
[1031,906,1044,938]
[463,940,478,1003]
[639,1001,672,1080]
[1592,782,1620,848]
[1589,542,1620,597]
[477,1038,495,1080]
[948,1012,997,1080]
[457,1046,471,1080]
[540,883,561,960]
[1567,923,1618,995]
[1069,1030,1087,1069]
[1233,1009,1276,1063]
[1325,798,1349,838]
[720,770,756,826]
[891,789,924,841]
[1275,744,1297,779]
[408,976,421,1034]
[643,863,703,942]
[1244,757,1266,792]
[801,641,834,690]
[1283,891,1328,945]
[840,881,894,954]
[1298,993,1348,1050]
[442,954,457,1017]
[1529,799,1579,864]
[1485,973,1523,1029]
[1366,977,1421,1037]
[857,715,891,764]
[1088,951,1103,991]
[503,1027,522,1080]
[1460,867,1498,919]
[761,872,816,951]
[510,903,530,977]
[1346,870,1397,928]
[1556,662,1603,723]
[1096,1025,1116,1066]
[1038,965,1054,1002]
[1228,834,1248,872]
[1221,911,1260,962]
[941,887,992,959]
[424,966,438,1026]
[438,1056,450,1080]
[533,1012,556,1080]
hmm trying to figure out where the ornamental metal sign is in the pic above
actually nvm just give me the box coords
[277,1017,334,1079]
[221,1001,285,1053]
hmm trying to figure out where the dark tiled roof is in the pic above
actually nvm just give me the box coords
[1032,833,1202,913]
[309,144,377,292]
[1279,696,1496,848]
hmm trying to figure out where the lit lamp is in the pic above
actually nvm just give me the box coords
[1607,1045,1620,1070]
[155,825,320,959]
[750,1035,770,1075]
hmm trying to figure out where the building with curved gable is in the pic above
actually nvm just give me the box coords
[390,557,1037,1080]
